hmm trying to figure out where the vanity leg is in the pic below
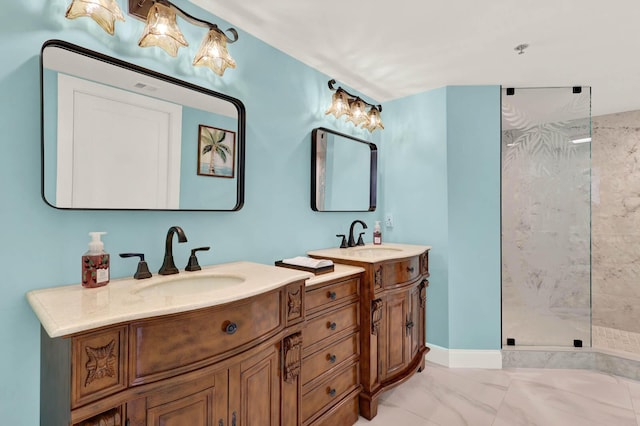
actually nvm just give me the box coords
[359,393,379,420]
[417,353,426,373]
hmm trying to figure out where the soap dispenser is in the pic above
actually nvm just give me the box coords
[373,221,382,245]
[82,232,110,288]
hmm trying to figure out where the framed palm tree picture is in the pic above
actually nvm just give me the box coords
[198,125,236,178]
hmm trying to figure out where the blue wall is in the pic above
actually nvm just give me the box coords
[0,1,500,423]
[383,86,501,350]
[446,86,501,349]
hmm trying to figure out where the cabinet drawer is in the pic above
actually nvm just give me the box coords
[379,257,420,289]
[308,389,359,426]
[303,303,358,350]
[301,363,358,423]
[130,290,282,385]
[302,333,359,386]
[306,277,359,316]
[72,326,127,408]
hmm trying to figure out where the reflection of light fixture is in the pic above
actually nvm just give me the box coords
[65,0,125,35]
[325,79,384,132]
[65,0,239,76]
[572,137,591,144]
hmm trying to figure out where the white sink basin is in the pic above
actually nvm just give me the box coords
[135,274,245,297]
[350,247,403,257]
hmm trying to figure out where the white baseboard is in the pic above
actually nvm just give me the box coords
[426,343,503,369]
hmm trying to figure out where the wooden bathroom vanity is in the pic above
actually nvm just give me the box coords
[308,243,431,419]
[28,244,430,425]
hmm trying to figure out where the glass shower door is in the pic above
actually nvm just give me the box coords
[501,86,591,347]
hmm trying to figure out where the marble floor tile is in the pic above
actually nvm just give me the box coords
[354,363,640,426]
[502,367,634,410]
[375,364,507,426]
[493,379,636,426]
[353,401,439,426]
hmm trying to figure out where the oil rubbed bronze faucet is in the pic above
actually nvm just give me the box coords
[347,220,368,247]
[159,226,188,275]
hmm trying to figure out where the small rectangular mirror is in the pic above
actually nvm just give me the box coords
[311,127,377,212]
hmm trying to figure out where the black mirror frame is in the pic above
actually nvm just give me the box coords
[40,39,245,211]
[311,127,377,212]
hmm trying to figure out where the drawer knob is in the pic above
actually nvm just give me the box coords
[328,388,337,397]
[407,266,415,273]
[327,322,337,331]
[328,354,337,363]
[328,291,337,300]
[223,321,238,335]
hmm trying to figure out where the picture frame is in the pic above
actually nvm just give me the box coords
[198,125,236,178]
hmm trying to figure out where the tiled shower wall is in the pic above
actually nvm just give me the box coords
[592,110,640,354]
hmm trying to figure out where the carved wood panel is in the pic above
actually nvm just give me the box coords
[283,332,303,383]
[420,251,430,277]
[72,326,127,408]
[374,267,383,291]
[371,299,383,335]
[420,280,428,309]
[286,284,303,324]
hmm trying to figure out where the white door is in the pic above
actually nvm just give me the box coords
[56,74,182,209]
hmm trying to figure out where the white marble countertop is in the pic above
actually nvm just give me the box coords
[27,261,313,338]
[307,242,431,263]
[305,264,365,288]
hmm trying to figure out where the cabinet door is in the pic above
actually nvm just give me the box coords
[126,373,224,426]
[146,388,215,426]
[380,290,410,381]
[229,344,280,426]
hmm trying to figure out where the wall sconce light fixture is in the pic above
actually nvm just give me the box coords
[65,0,125,35]
[64,0,238,76]
[325,79,384,132]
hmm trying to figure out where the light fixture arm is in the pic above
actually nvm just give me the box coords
[130,0,238,43]
[328,79,382,112]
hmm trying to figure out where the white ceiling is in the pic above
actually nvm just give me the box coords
[190,0,640,117]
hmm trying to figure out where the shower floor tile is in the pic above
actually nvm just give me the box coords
[593,325,640,355]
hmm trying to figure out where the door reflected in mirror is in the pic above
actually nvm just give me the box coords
[41,40,245,211]
[311,127,377,212]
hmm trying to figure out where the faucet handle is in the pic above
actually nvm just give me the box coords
[119,253,152,279]
[185,247,210,272]
[336,234,348,249]
[357,232,366,246]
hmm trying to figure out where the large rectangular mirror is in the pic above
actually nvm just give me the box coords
[41,40,245,211]
[311,127,377,212]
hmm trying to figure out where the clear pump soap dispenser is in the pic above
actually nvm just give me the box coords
[373,221,382,245]
[82,232,110,288]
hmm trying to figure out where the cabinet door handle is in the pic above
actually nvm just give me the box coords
[406,318,414,336]
[223,321,238,335]
[328,388,337,397]
[407,266,415,273]
[327,321,337,331]
[219,420,224,426]
[126,420,130,426]
[232,411,236,426]
[328,291,337,300]
[328,354,337,363]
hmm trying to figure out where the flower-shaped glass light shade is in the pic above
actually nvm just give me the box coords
[325,89,351,119]
[138,2,188,57]
[193,29,237,76]
[362,106,384,132]
[65,0,125,35]
[346,98,369,126]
